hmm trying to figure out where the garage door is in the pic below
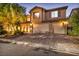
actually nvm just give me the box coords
[53,23,66,34]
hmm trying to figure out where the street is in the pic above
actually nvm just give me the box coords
[0,43,74,56]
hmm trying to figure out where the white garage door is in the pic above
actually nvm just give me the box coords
[33,23,49,33]
[53,23,66,34]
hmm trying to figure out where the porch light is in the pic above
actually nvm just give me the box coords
[63,21,68,25]
[60,22,63,26]
[60,21,68,26]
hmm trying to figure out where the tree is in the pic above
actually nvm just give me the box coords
[0,3,26,35]
[69,9,79,36]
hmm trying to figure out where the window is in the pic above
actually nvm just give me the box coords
[51,11,58,18]
[27,18,30,21]
[34,12,40,18]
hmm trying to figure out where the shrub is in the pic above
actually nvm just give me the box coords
[68,9,79,36]
[0,25,7,35]
[14,30,24,35]
[0,30,7,35]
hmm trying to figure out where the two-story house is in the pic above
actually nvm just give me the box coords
[2,6,79,35]
[29,6,69,34]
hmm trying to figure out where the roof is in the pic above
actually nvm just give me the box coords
[46,6,68,11]
[28,6,79,23]
[42,17,69,23]
[29,6,46,13]
[69,8,79,18]
[29,6,68,13]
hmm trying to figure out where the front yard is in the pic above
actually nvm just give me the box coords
[0,34,79,55]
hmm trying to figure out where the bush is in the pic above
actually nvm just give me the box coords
[0,30,7,35]
[68,9,79,36]
[14,30,24,35]
[68,28,79,36]
[0,26,7,35]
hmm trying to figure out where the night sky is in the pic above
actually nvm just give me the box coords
[19,3,79,17]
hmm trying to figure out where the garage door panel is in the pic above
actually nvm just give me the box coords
[53,23,66,34]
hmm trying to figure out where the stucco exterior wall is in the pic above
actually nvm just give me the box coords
[30,8,46,24]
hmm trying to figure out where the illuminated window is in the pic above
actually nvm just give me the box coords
[28,27,31,33]
[30,23,33,26]
[51,11,58,18]
[24,27,27,32]
[21,27,24,32]
[34,13,40,18]
[27,18,30,21]
[18,26,20,30]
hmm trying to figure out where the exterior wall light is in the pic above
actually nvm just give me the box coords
[60,21,68,26]
[63,21,68,25]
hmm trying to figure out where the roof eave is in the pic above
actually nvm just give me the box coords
[46,6,68,11]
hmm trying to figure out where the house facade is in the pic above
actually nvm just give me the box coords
[3,6,78,35]
[29,6,69,34]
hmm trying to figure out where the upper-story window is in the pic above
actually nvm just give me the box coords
[51,11,58,18]
[27,18,30,21]
[34,12,40,18]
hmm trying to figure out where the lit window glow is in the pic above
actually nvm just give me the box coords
[24,28,27,32]
[18,27,20,30]
[30,23,33,26]
[28,28,30,33]
[27,18,30,21]
[34,13,40,18]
